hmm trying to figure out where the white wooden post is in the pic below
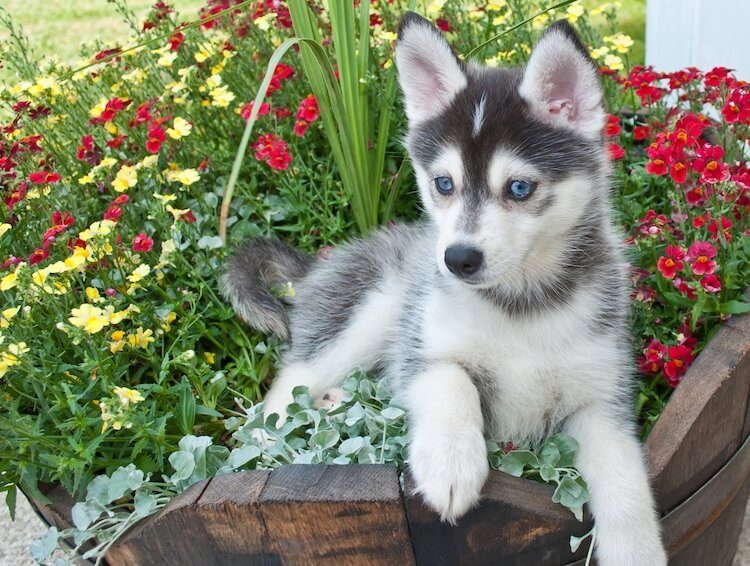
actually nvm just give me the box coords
[646,0,750,79]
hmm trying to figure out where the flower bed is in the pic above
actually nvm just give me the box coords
[0,0,749,562]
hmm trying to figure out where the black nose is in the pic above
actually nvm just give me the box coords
[444,245,483,278]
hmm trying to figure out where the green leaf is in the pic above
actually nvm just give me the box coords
[551,434,579,468]
[226,444,261,469]
[310,429,340,451]
[539,442,561,467]
[539,464,560,482]
[134,489,158,518]
[501,450,540,477]
[339,436,365,455]
[380,407,405,421]
[168,451,196,483]
[720,300,750,315]
[176,378,197,436]
[29,527,58,563]
[5,486,16,521]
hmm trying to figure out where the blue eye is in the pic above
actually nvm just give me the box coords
[434,176,453,194]
[507,179,536,200]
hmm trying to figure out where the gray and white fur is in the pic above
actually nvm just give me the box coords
[221,14,666,565]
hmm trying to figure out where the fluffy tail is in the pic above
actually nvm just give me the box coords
[220,238,313,339]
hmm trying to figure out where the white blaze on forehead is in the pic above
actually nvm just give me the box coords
[486,149,541,194]
[472,93,487,138]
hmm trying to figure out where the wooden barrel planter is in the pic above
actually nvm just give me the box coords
[29,308,750,565]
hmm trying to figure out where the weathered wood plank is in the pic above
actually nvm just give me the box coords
[645,313,750,513]
[107,472,273,566]
[405,469,592,565]
[662,433,750,564]
[258,464,415,565]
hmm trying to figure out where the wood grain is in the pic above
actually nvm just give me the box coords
[405,468,593,565]
[645,314,750,512]
[258,464,415,565]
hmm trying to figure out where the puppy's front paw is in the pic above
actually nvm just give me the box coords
[409,426,489,523]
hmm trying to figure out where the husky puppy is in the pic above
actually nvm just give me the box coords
[222,14,666,565]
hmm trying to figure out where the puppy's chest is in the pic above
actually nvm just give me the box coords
[421,292,592,442]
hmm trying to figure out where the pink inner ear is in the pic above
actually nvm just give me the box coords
[548,98,573,117]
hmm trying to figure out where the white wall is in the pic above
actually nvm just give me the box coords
[646,0,750,79]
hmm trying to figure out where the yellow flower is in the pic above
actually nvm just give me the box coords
[112,164,138,192]
[194,44,212,63]
[254,13,276,30]
[604,54,624,71]
[167,117,192,140]
[153,192,177,204]
[426,0,445,16]
[166,168,200,186]
[204,352,216,365]
[127,327,155,349]
[69,304,110,334]
[0,272,18,291]
[90,97,108,119]
[85,287,102,303]
[79,174,95,185]
[209,85,236,108]
[590,46,610,60]
[486,1,507,11]
[128,264,151,284]
[0,307,20,329]
[79,221,114,242]
[113,386,145,405]
[157,49,178,68]
[0,223,10,237]
[0,342,28,378]
[566,2,584,22]
[604,33,634,54]
[110,330,126,353]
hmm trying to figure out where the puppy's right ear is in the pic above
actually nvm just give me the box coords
[395,12,467,125]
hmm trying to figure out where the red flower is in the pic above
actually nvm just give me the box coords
[637,210,670,238]
[146,123,167,154]
[633,125,650,141]
[607,143,625,160]
[28,247,49,265]
[669,158,689,184]
[685,186,708,206]
[103,205,122,221]
[296,95,319,123]
[638,339,667,374]
[704,66,731,88]
[107,135,127,149]
[370,13,383,27]
[686,240,717,275]
[29,171,61,184]
[240,101,270,120]
[435,18,452,32]
[272,107,292,120]
[91,97,131,125]
[604,114,621,136]
[180,210,196,223]
[52,211,75,227]
[293,120,310,137]
[707,215,733,243]
[168,32,185,51]
[693,144,729,184]
[700,274,721,293]
[132,232,154,252]
[657,245,685,279]
[663,345,695,387]
[268,144,292,170]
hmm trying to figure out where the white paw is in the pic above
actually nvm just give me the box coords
[595,523,667,566]
[314,387,346,410]
[261,382,295,422]
[409,426,489,523]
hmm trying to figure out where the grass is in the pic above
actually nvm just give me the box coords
[0,0,205,78]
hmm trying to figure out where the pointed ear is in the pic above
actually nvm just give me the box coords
[519,21,605,139]
[395,12,467,125]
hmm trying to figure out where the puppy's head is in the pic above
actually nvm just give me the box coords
[395,13,609,289]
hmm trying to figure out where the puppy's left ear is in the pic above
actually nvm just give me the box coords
[519,21,605,139]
